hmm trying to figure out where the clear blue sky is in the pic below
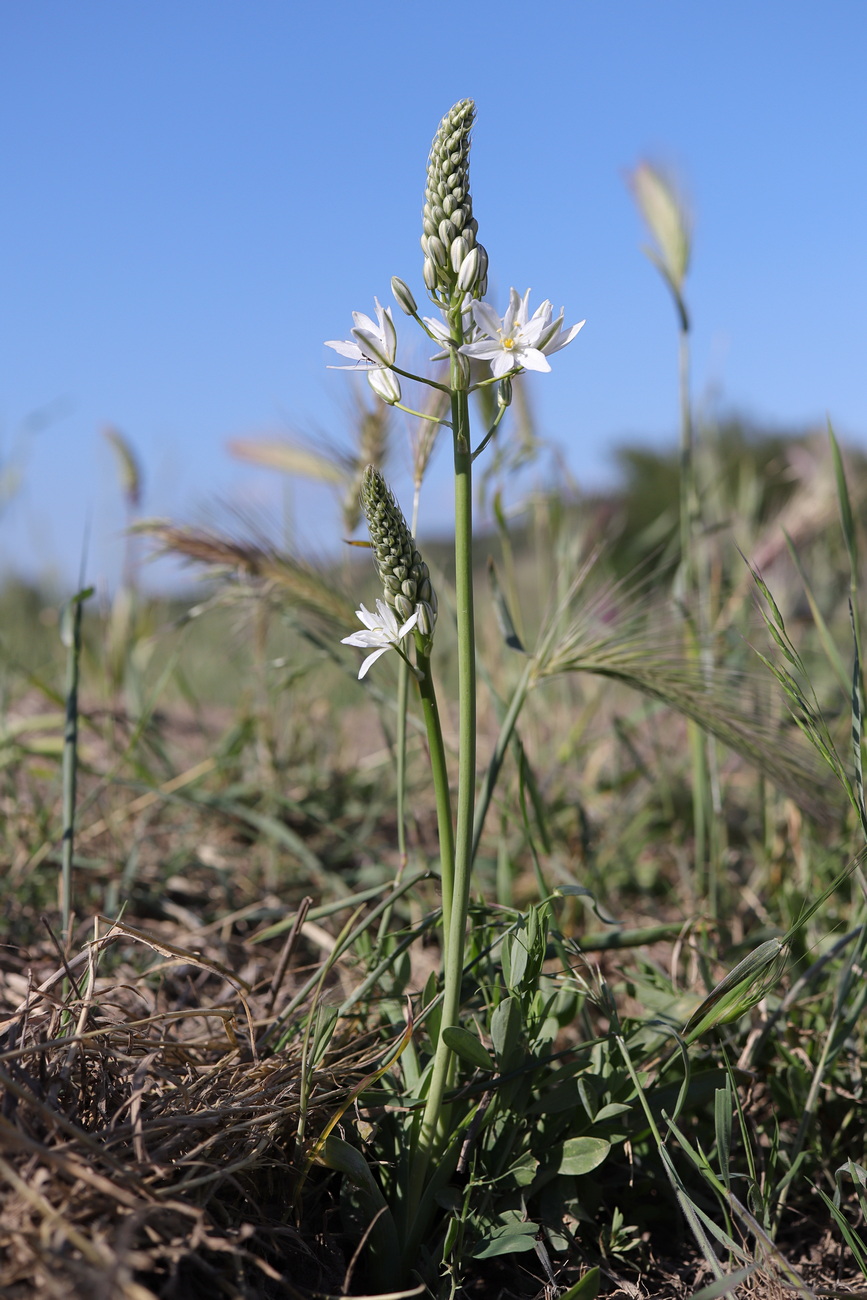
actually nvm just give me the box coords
[1,2,864,591]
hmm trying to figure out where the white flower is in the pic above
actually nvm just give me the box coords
[325,298,398,369]
[459,289,583,379]
[341,599,419,679]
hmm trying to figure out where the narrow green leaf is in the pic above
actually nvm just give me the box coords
[714,1081,732,1190]
[559,1267,601,1300]
[783,530,850,693]
[488,556,525,652]
[686,1268,756,1300]
[829,421,859,582]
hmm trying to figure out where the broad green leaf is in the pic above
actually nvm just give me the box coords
[442,1026,494,1071]
[594,1102,632,1122]
[472,1222,538,1259]
[505,932,529,991]
[490,996,522,1067]
[557,1136,611,1176]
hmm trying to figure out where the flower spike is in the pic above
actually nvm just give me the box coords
[360,465,437,636]
[422,100,488,307]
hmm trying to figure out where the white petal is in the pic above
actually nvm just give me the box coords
[398,610,421,638]
[355,603,379,630]
[374,599,401,637]
[459,339,504,361]
[515,347,551,373]
[351,310,378,335]
[358,646,391,679]
[490,353,519,379]
[423,315,451,345]
[351,328,392,367]
[325,339,365,360]
[502,288,521,333]
[470,300,504,338]
[519,317,549,348]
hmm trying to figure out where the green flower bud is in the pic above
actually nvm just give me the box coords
[497,376,513,408]
[425,234,447,267]
[391,276,418,316]
[360,465,438,636]
[423,257,438,292]
[415,602,436,636]
[456,245,480,292]
[438,218,457,246]
[450,235,469,274]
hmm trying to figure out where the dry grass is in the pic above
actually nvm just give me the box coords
[0,913,377,1299]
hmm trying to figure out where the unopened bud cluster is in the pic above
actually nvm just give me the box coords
[360,465,437,637]
[422,99,488,307]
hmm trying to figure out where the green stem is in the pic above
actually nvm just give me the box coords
[415,644,455,942]
[403,369,476,1257]
[61,588,90,949]
[377,657,411,947]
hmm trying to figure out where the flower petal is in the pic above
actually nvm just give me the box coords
[325,339,365,360]
[397,610,421,638]
[470,300,505,338]
[514,348,551,373]
[358,646,391,679]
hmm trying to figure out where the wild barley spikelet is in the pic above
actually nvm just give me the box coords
[360,465,437,637]
[422,99,488,307]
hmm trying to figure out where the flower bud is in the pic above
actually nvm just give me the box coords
[391,277,418,317]
[438,218,457,246]
[367,367,401,405]
[449,236,469,275]
[415,602,436,637]
[423,257,438,292]
[456,245,479,293]
[497,376,513,409]
[426,234,447,268]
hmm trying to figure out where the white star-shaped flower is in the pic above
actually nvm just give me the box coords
[459,289,584,379]
[341,599,420,679]
[325,298,398,369]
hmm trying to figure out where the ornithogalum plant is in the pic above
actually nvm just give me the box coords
[326,99,584,1281]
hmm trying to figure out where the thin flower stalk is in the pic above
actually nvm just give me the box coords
[404,322,477,1252]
